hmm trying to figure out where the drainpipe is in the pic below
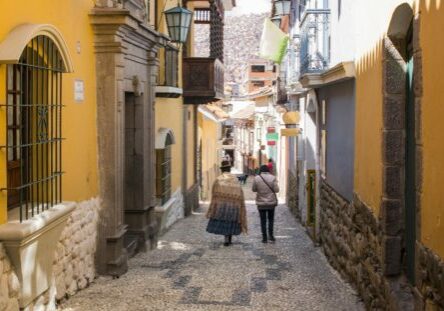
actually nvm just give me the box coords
[182,105,188,216]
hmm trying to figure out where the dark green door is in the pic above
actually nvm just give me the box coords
[405,54,416,284]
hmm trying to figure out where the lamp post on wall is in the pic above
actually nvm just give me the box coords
[164,3,193,43]
[274,0,291,16]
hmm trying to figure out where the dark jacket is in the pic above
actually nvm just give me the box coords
[252,172,279,207]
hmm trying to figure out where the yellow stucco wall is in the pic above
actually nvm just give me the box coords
[198,113,220,200]
[355,0,444,257]
[354,0,414,215]
[0,0,99,223]
[155,99,183,192]
[154,0,198,196]
[418,0,444,257]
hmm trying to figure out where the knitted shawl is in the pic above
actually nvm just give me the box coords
[206,173,248,233]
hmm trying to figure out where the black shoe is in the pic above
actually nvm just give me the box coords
[228,235,232,245]
[269,236,275,242]
[262,236,268,243]
[224,242,230,246]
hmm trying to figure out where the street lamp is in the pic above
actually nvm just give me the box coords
[164,4,193,43]
[274,0,291,16]
[271,15,282,28]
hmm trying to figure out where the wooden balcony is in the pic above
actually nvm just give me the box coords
[183,57,224,105]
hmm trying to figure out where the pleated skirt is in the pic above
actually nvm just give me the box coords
[206,219,241,236]
[206,203,242,236]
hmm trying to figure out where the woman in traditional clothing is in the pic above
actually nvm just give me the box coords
[206,161,248,246]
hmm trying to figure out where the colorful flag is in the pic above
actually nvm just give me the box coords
[259,18,289,64]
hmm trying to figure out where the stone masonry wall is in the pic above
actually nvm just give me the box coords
[0,245,20,311]
[415,243,444,309]
[0,198,101,311]
[286,170,299,219]
[53,198,101,303]
[320,181,413,310]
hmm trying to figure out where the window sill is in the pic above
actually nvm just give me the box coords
[155,86,183,98]
[0,202,75,308]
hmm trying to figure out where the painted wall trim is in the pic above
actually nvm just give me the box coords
[300,61,355,88]
[0,23,74,72]
[155,128,176,149]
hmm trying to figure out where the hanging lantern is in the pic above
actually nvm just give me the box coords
[274,0,291,16]
[271,15,282,28]
[164,5,193,43]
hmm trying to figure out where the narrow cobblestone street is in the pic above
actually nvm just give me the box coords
[59,179,363,311]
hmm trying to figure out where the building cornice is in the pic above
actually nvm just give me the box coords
[299,61,355,88]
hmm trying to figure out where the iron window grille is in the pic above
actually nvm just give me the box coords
[1,35,65,222]
[156,144,172,205]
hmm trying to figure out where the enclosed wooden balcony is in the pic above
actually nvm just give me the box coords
[183,57,224,104]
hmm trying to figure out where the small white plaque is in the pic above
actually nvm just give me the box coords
[74,80,84,102]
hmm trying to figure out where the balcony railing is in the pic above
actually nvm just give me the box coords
[156,45,180,98]
[183,57,224,104]
[300,9,330,75]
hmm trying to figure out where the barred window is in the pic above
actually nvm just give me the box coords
[156,136,173,205]
[3,35,64,221]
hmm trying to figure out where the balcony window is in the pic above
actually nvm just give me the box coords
[300,9,330,74]
[158,46,179,87]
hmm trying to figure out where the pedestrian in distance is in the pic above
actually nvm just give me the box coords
[206,161,248,246]
[267,158,274,175]
[252,164,279,243]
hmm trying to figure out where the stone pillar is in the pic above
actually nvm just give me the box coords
[146,50,160,249]
[91,25,128,275]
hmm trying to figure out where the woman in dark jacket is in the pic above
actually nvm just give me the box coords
[252,165,279,243]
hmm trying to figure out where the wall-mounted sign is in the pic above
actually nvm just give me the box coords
[74,80,84,102]
[266,132,279,141]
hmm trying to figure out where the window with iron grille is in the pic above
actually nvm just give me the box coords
[156,144,172,205]
[3,35,64,221]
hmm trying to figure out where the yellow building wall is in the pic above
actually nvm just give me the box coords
[198,113,220,200]
[186,106,196,189]
[0,0,99,223]
[354,0,413,215]
[418,0,444,257]
[155,99,184,193]
[355,0,444,257]
[154,0,196,196]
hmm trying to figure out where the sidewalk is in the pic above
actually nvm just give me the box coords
[59,199,364,310]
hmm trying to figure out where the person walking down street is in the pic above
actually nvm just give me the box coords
[206,161,248,246]
[252,165,279,243]
[267,158,274,175]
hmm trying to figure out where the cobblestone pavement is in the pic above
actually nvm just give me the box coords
[59,177,364,311]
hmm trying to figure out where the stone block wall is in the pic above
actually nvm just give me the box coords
[0,198,102,311]
[415,243,444,309]
[53,198,101,302]
[286,170,299,219]
[320,181,415,309]
[0,245,20,311]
